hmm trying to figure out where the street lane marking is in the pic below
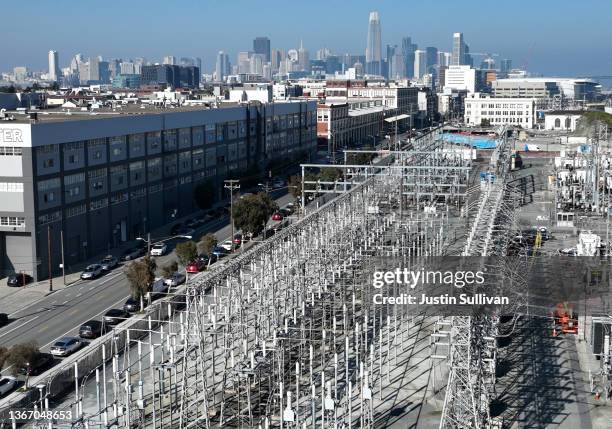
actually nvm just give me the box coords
[41,294,129,350]
[0,316,40,340]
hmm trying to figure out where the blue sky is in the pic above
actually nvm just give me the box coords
[1,0,611,77]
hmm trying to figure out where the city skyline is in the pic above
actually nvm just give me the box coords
[1,1,611,77]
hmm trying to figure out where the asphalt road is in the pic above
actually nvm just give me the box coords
[0,192,295,355]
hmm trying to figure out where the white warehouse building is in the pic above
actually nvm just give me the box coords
[464,93,536,128]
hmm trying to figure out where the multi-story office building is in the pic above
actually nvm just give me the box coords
[413,50,427,79]
[253,37,271,63]
[0,100,317,280]
[365,11,382,75]
[140,65,199,89]
[464,92,536,128]
[492,78,601,102]
[111,74,141,89]
[48,50,60,82]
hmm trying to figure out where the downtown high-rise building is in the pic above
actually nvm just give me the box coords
[48,50,60,82]
[163,55,176,65]
[413,50,427,79]
[452,32,472,66]
[253,37,271,62]
[401,37,417,79]
[215,51,230,82]
[425,47,438,73]
[365,11,382,75]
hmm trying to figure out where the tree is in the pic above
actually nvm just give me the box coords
[5,342,39,376]
[193,180,215,211]
[0,346,7,371]
[288,175,302,199]
[175,241,198,265]
[232,193,279,237]
[198,233,218,256]
[319,167,343,183]
[161,261,179,278]
[124,257,156,310]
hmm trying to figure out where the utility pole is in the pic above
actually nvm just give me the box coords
[60,229,66,285]
[224,180,240,251]
[147,232,151,256]
[47,225,52,292]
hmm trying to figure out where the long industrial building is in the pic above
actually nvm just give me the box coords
[0,100,317,280]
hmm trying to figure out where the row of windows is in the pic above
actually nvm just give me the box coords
[0,182,24,192]
[38,211,61,226]
[0,216,25,227]
[0,146,23,156]
[66,204,87,218]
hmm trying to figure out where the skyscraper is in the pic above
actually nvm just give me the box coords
[365,11,382,75]
[425,47,438,73]
[298,40,310,72]
[413,50,427,79]
[163,56,176,65]
[215,51,230,82]
[253,37,271,62]
[48,50,59,82]
[451,32,465,66]
[401,37,417,79]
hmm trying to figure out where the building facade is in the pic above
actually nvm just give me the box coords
[0,101,317,280]
[464,93,536,128]
[544,111,584,131]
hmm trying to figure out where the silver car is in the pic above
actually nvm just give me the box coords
[164,272,186,287]
[0,376,17,396]
[100,256,118,271]
[81,264,102,280]
[50,337,82,357]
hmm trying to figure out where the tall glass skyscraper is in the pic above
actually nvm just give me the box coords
[253,37,271,63]
[365,11,382,75]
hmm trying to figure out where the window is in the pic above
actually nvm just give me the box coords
[65,173,85,186]
[37,178,60,191]
[110,192,128,205]
[89,168,106,179]
[90,198,108,210]
[66,204,86,218]
[43,159,54,168]
[565,117,572,129]
[38,211,61,225]
[43,192,55,203]
[0,216,25,227]
[65,187,80,197]
[0,182,23,192]
[555,118,561,128]
[0,147,22,156]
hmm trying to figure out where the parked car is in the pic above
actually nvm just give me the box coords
[124,297,143,313]
[79,320,105,339]
[121,247,143,261]
[0,376,17,396]
[18,353,54,376]
[99,255,119,271]
[150,243,167,256]
[186,259,206,273]
[103,309,130,326]
[7,273,33,287]
[279,208,291,217]
[80,264,103,280]
[212,246,230,258]
[197,254,213,267]
[271,212,283,221]
[0,313,8,326]
[219,239,234,252]
[164,272,186,287]
[50,337,82,357]
[150,278,169,299]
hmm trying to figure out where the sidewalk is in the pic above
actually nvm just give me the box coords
[0,271,83,316]
[0,208,214,317]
